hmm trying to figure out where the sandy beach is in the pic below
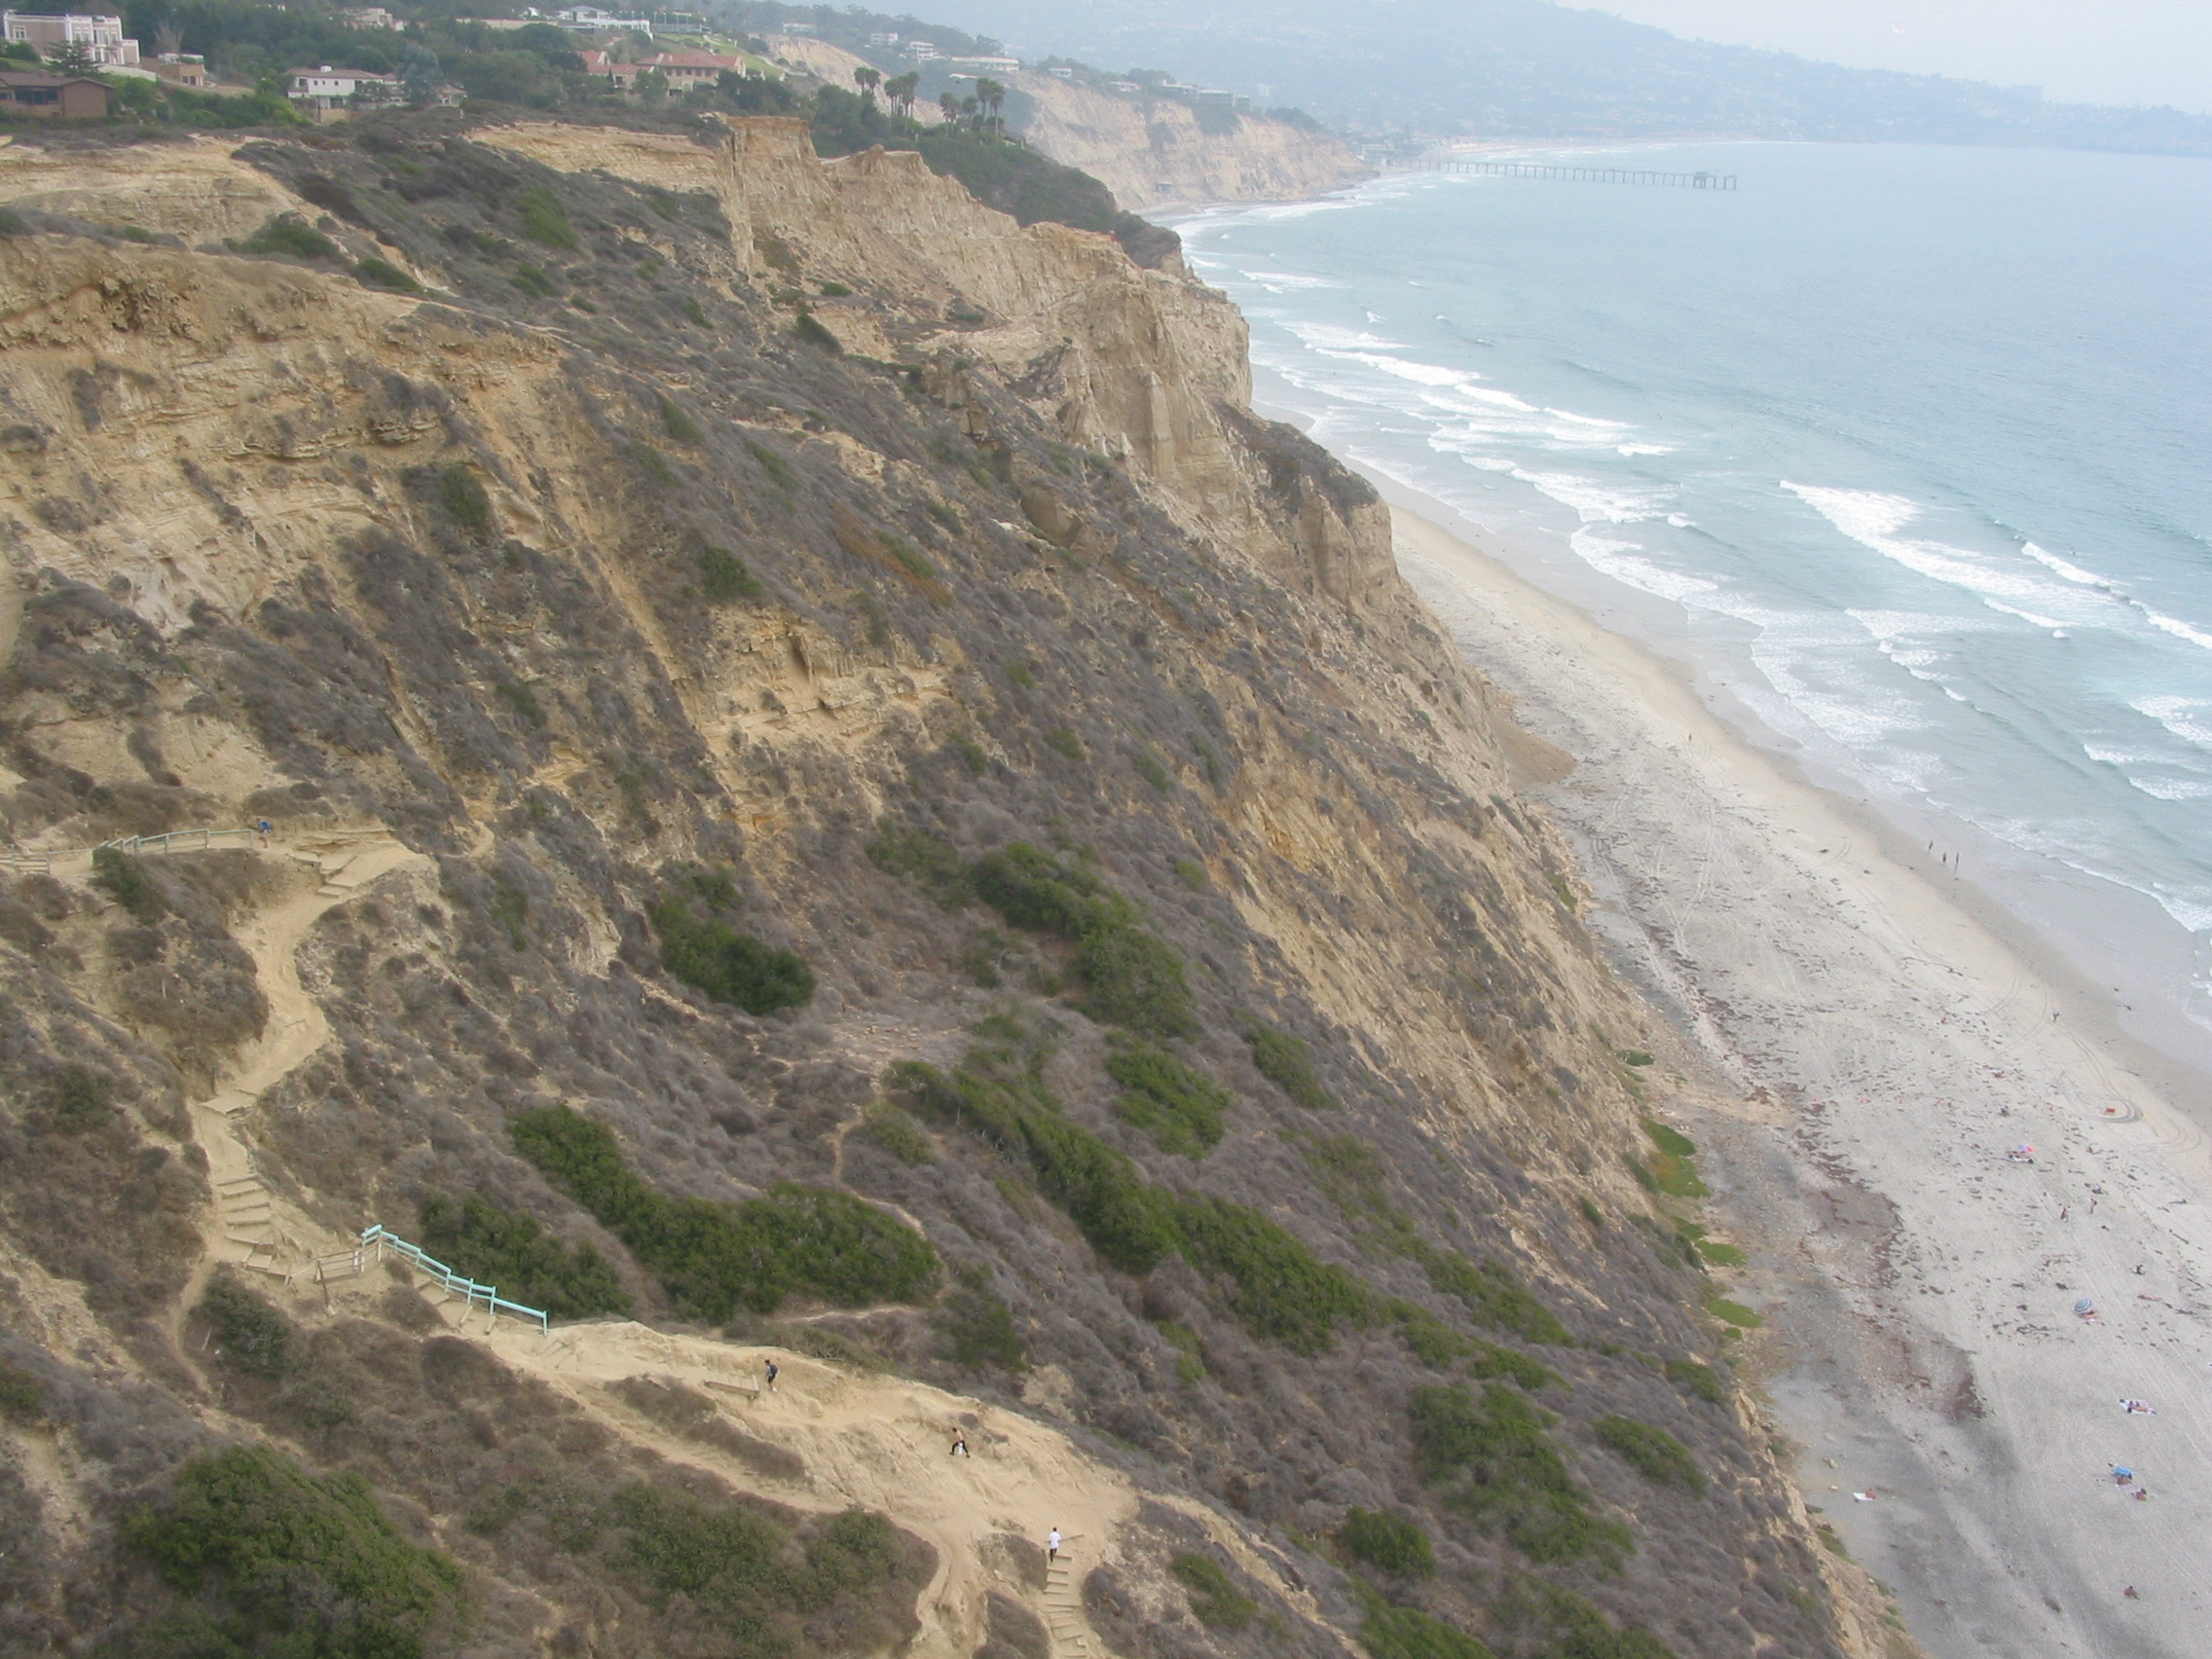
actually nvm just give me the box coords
[1390,501,2212,1659]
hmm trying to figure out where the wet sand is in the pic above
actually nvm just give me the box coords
[1391,501,2212,1659]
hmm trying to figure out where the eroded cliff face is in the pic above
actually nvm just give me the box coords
[1002,77,1372,211]
[0,112,1881,1659]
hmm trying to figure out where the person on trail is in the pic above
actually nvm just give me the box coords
[255,818,273,848]
[1047,1528,1061,1566]
[764,1357,779,1393]
[951,1427,969,1457]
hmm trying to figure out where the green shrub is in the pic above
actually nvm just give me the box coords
[1593,1416,1702,1493]
[631,442,679,486]
[861,1102,935,1164]
[1694,1237,1745,1267]
[517,185,578,249]
[659,396,705,445]
[1043,725,1086,761]
[1619,1050,1655,1068]
[818,279,853,297]
[494,680,545,728]
[46,1064,112,1129]
[511,1104,937,1319]
[866,823,972,910]
[650,895,815,1014]
[0,1356,46,1423]
[970,843,1197,1036]
[1133,748,1173,792]
[938,1270,1025,1373]
[1172,857,1207,891]
[240,213,338,261]
[1340,1508,1436,1578]
[944,732,988,775]
[418,1190,631,1320]
[125,1445,465,1656]
[1176,1196,1372,1354]
[0,207,26,237]
[699,544,763,603]
[511,261,561,297]
[1665,1359,1724,1404]
[1391,1301,1473,1365]
[1157,1320,1205,1383]
[196,1268,295,1380]
[1360,1602,1494,1659]
[354,257,423,293]
[1005,660,1037,689]
[1191,733,1227,789]
[1244,1023,1335,1111]
[793,308,842,352]
[682,296,710,326]
[1105,1043,1229,1156]
[879,532,936,581]
[438,463,491,532]
[1466,1343,1563,1391]
[1410,1244,1570,1346]
[746,439,797,489]
[1169,1554,1255,1630]
[1410,1383,1630,1567]
[1504,1578,1677,1659]
[91,845,165,924]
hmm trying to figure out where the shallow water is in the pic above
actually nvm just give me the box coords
[1171,142,2212,1076]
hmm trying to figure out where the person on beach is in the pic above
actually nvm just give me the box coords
[1048,1528,1061,1566]
[2111,1464,2133,1486]
[952,1426,970,1456]
[763,1357,779,1393]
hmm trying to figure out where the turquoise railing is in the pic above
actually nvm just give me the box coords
[361,1224,549,1334]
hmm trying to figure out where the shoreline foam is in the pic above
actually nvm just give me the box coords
[1379,495,2212,1658]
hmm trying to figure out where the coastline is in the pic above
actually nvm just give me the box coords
[1370,492,2212,1657]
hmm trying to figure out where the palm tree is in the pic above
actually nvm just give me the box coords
[852,65,880,102]
[975,76,1006,134]
[885,71,919,120]
[938,90,959,125]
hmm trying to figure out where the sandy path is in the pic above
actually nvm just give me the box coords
[1396,509,2212,1659]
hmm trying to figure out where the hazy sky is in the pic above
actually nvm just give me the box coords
[1585,1,2212,111]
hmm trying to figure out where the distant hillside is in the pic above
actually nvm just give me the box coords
[940,0,2212,156]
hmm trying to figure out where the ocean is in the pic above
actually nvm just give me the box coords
[1169,141,2212,1083]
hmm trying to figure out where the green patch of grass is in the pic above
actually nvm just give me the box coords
[1547,872,1578,912]
[659,396,705,445]
[1594,1416,1704,1493]
[418,1190,631,1320]
[1171,857,1207,891]
[1578,1197,1606,1230]
[860,1102,935,1164]
[1695,1238,1746,1268]
[700,544,763,602]
[1618,1049,1655,1067]
[1244,1023,1336,1111]
[1636,1119,1707,1198]
[1339,1508,1436,1578]
[1815,1520,1850,1559]
[1360,1601,1493,1659]
[1665,1358,1724,1405]
[513,1103,938,1321]
[1706,1296,1763,1329]
[439,462,491,532]
[649,894,815,1014]
[1105,1043,1229,1157]
[1169,1554,1256,1630]
[127,1446,465,1655]
[517,185,578,249]
[195,1267,295,1379]
[1157,1320,1205,1384]
[1411,1383,1630,1567]
[866,823,973,910]
[240,213,338,261]
[92,844,165,924]
[1042,725,1086,761]
[1133,748,1173,792]
[354,257,423,293]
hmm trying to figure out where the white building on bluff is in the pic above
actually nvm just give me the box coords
[2,11,139,67]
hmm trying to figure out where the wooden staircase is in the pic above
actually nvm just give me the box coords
[1044,1537,1090,1654]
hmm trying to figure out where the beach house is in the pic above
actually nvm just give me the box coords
[0,67,109,115]
[1,10,137,67]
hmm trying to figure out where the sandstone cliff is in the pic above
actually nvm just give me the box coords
[0,111,1884,1659]
[1004,76,1372,209]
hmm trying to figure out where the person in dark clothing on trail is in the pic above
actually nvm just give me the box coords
[951,1427,969,1456]
[763,1357,779,1392]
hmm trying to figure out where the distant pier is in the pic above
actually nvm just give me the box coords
[1392,158,1738,190]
